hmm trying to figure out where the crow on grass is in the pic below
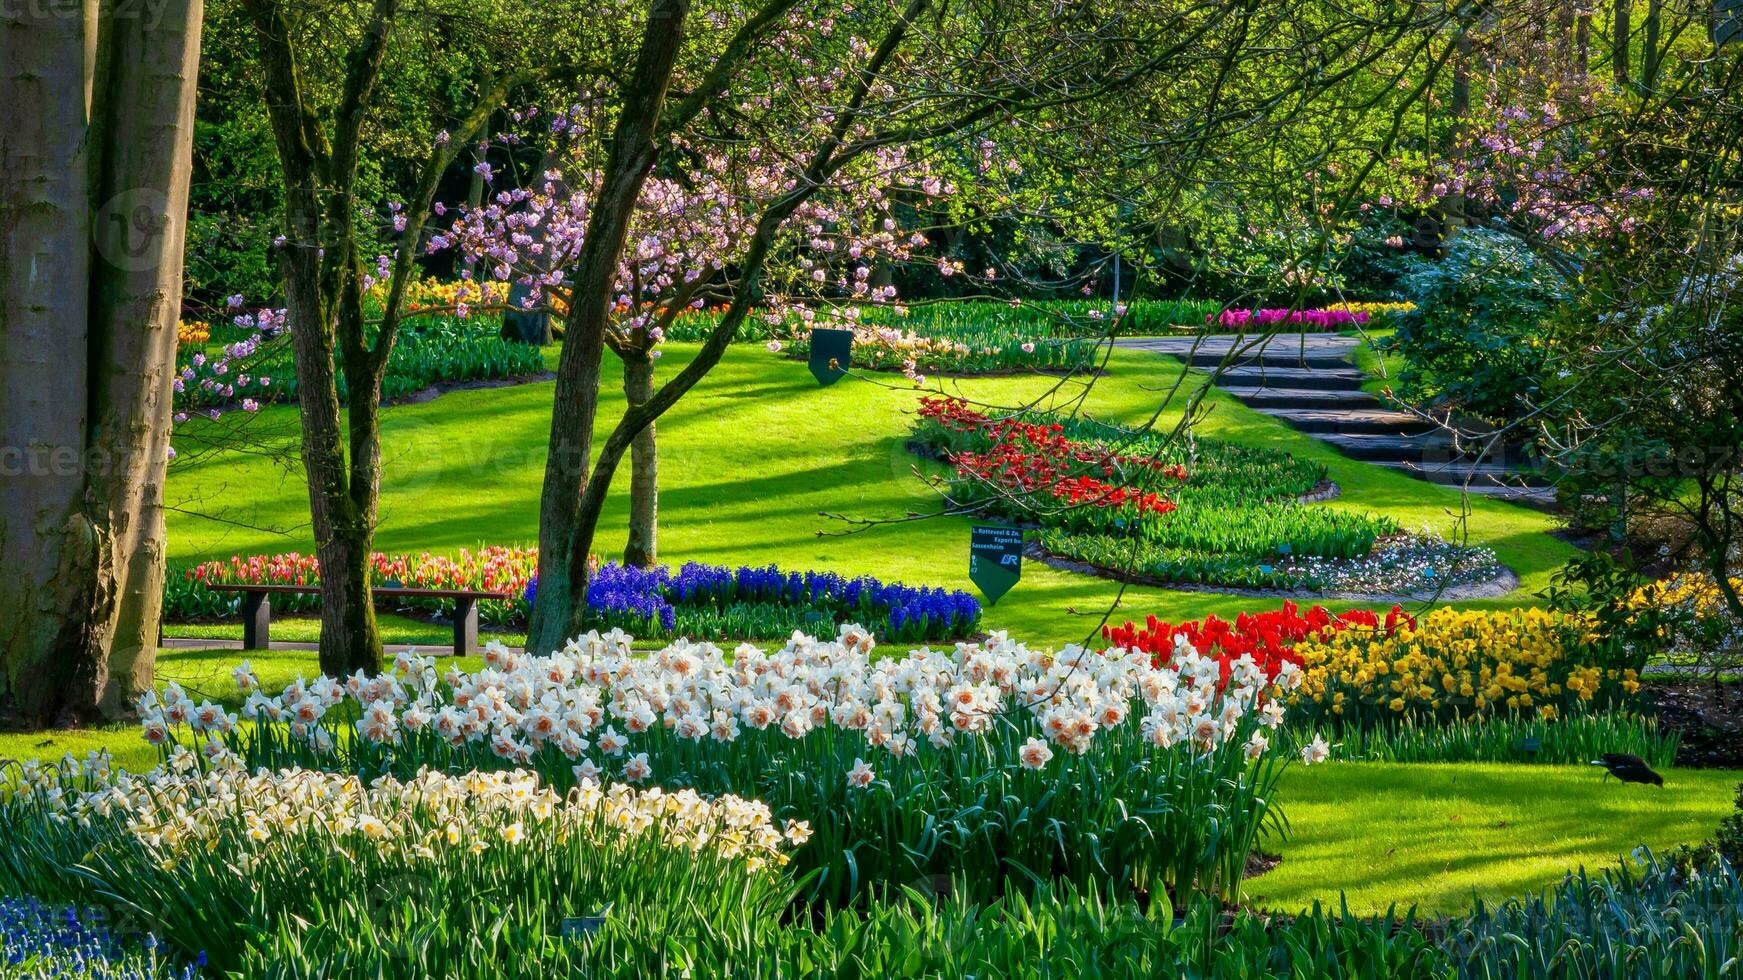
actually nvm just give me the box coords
[1591,753,1665,787]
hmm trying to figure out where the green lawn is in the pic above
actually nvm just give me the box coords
[1346,326,1404,397]
[165,612,515,647]
[164,341,1576,649]
[1254,761,1739,916]
[12,340,1646,918]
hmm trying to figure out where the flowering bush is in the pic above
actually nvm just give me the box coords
[1207,308,1370,331]
[140,626,1313,906]
[0,753,798,975]
[168,550,979,643]
[1628,571,1743,683]
[165,547,538,626]
[1289,607,1642,725]
[916,397,1396,568]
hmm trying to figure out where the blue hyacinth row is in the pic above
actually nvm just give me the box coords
[1,896,200,979]
[525,560,981,643]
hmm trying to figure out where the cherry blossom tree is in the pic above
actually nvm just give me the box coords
[437,131,937,571]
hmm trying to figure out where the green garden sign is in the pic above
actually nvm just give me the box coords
[969,524,1023,604]
[808,327,853,386]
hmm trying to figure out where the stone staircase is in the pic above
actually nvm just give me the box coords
[1119,334,1556,505]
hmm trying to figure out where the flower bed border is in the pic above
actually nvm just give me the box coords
[1025,539,1519,602]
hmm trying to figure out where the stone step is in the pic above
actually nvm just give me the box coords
[1214,366,1369,391]
[1121,335,1360,354]
[1267,408,1436,437]
[1185,350,1355,372]
[1317,433,1467,463]
[1222,387,1383,410]
[1374,459,1557,489]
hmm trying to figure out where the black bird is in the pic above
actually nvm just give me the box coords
[1591,753,1665,787]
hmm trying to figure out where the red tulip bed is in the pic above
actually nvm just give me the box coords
[163,548,537,626]
[1101,600,1416,683]
[916,397,1186,529]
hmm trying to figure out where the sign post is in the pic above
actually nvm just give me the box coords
[808,328,854,386]
[969,525,1023,604]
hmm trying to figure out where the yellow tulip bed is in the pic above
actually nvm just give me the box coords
[1626,571,1743,680]
[1289,607,1641,726]
[1321,300,1416,318]
[1629,571,1743,619]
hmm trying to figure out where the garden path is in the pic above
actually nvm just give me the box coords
[1118,334,1555,505]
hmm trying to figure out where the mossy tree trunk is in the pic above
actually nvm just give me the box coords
[0,0,203,726]
[242,0,515,675]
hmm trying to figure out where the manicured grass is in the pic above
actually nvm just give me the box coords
[164,612,521,647]
[163,342,1577,649]
[1254,761,1739,916]
[1345,326,1404,397]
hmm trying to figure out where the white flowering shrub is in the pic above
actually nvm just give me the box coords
[0,753,801,975]
[138,625,1316,906]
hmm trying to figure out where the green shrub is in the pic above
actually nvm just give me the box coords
[1390,228,1567,424]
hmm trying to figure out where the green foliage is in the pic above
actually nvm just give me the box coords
[1540,551,1662,673]
[1041,527,1399,590]
[1444,853,1743,980]
[666,300,1225,376]
[1390,228,1568,423]
[1288,710,1677,768]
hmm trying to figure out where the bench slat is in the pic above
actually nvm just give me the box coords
[206,583,510,601]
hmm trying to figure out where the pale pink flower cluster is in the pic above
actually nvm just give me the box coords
[434,132,945,357]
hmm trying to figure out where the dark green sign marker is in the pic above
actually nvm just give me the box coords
[808,327,853,386]
[1722,0,1743,47]
[969,525,1023,604]
[560,915,608,939]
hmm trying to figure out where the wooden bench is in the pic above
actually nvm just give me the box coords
[207,583,511,656]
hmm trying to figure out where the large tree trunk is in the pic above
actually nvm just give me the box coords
[1642,0,1661,89]
[1613,0,1631,86]
[0,0,202,726]
[622,351,658,568]
[527,0,689,654]
[279,194,384,677]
